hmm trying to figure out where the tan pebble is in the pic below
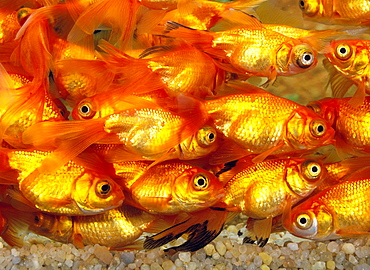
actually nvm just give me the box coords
[326,260,335,270]
[341,243,355,254]
[212,252,221,260]
[226,225,238,233]
[216,241,227,256]
[259,252,272,265]
[204,244,215,256]
[162,260,176,270]
[93,245,113,264]
[150,262,163,270]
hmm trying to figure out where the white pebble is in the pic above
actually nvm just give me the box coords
[65,259,73,268]
[178,252,191,263]
[287,242,299,251]
[342,243,356,254]
[327,242,340,253]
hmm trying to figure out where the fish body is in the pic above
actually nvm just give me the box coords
[324,39,370,106]
[284,176,370,241]
[163,20,317,86]
[299,0,370,25]
[308,97,370,154]
[122,160,225,214]
[205,90,335,163]
[222,158,325,219]
[0,149,124,215]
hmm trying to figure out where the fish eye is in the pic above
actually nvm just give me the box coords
[17,8,32,25]
[296,213,312,229]
[307,103,321,115]
[310,119,326,137]
[302,160,322,180]
[335,44,352,60]
[299,0,305,9]
[197,126,217,147]
[297,51,314,68]
[33,214,43,227]
[193,173,210,190]
[96,180,112,198]
[77,100,96,119]
[299,0,318,16]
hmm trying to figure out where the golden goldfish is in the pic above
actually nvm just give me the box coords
[299,0,370,25]
[284,170,370,241]
[22,95,209,176]
[323,39,370,107]
[205,85,335,164]
[160,16,317,87]
[307,97,370,156]
[119,160,224,214]
[0,204,162,250]
[161,0,265,30]
[0,149,124,215]
[216,157,324,246]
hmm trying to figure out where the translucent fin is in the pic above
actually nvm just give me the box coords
[323,58,354,98]
[256,1,303,27]
[251,143,284,163]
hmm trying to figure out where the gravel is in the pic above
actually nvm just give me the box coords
[2,219,370,269]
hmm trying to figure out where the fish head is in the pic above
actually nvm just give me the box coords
[178,125,220,160]
[173,168,225,212]
[298,0,322,18]
[324,40,368,77]
[30,213,73,240]
[307,98,338,126]
[284,200,334,240]
[286,109,335,150]
[285,158,325,197]
[276,43,316,75]
[73,173,124,214]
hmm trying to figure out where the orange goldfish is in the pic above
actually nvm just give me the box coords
[0,65,67,148]
[66,0,140,50]
[160,16,317,87]
[205,84,335,164]
[22,95,209,177]
[323,39,370,107]
[307,97,370,156]
[216,157,324,246]
[0,149,124,215]
[99,41,224,98]
[118,160,224,214]
[284,169,370,241]
[299,0,370,25]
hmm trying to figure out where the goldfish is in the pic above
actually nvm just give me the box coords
[0,203,164,250]
[323,39,370,107]
[0,65,67,148]
[284,169,370,241]
[144,208,237,252]
[161,0,266,30]
[99,41,225,98]
[307,97,370,156]
[117,160,224,214]
[205,83,335,164]
[66,0,140,50]
[298,0,370,25]
[215,157,324,246]
[0,149,124,215]
[22,95,209,177]
[160,15,317,87]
